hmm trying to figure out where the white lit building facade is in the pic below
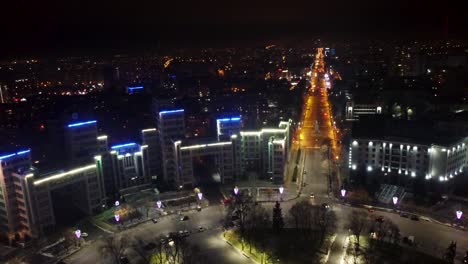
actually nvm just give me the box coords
[348,137,468,183]
[345,101,383,121]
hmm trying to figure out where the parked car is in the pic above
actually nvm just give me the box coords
[152,218,158,223]
[198,226,206,232]
[310,193,315,199]
[410,215,420,221]
[375,216,385,223]
[179,230,190,237]
[322,203,330,209]
[400,212,409,218]
[180,215,189,221]
[119,256,130,264]
[144,242,156,251]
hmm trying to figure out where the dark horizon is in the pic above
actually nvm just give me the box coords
[1,0,467,57]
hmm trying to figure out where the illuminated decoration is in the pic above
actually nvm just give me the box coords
[115,201,120,207]
[111,143,137,149]
[159,109,184,115]
[75,229,81,239]
[392,197,398,205]
[156,200,162,209]
[341,189,346,197]
[234,186,239,195]
[67,120,97,128]
[197,192,203,200]
[0,149,31,161]
[456,210,463,220]
[279,186,284,194]
[34,164,96,185]
[114,214,120,222]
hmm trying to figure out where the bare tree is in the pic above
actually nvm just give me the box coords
[348,210,368,245]
[100,235,128,264]
[226,192,254,233]
[318,208,337,243]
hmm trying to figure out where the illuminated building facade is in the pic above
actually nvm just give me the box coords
[65,120,99,166]
[16,163,105,237]
[240,120,292,183]
[158,109,186,187]
[348,137,468,183]
[345,101,383,121]
[141,128,160,180]
[107,143,150,192]
[216,116,241,140]
[0,150,32,237]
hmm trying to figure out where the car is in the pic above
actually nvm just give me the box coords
[152,218,158,223]
[322,203,330,209]
[179,230,190,237]
[410,215,420,221]
[375,216,385,223]
[198,226,206,232]
[368,209,375,213]
[81,232,89,237]
[400,212,409,218]
[144,242,156,251]
[180,215,189,221]
[310,193,315,199]
[197,205,202,211]
[119,256,130,264]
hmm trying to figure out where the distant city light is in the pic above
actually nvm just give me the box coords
[197,192,203,200]
[392,196,398,205]
[114,214,120,222]
[341,189,346,197]
[279,186,284,194]
[115,201,120,207]
[157,200,162,208]
[234,186,239,195]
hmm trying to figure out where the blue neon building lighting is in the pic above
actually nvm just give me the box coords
[68,120,97,128]
[111,143,137,149]
[128,86,143,90]
[217,117,241,122]
[159,109,184,115]
[0,149,31,161]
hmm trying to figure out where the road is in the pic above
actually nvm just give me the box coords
[64,205,254,264]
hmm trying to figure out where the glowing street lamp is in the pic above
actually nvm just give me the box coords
[156,200,162,209]
[75,229,81,239]
[234,186,239,196]
[456,210,463,220]
[115,201,120,207]
[341,189,346,197]
[392,196,398,205]
[279,186,284,195]
[114,214,120,222]
[197,192,203,200]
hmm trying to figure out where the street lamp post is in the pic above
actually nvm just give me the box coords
[74,229,81,239]
[278,186,284,201]
[156,200,162,209]
[341,189,346,198]
[234,186,239,196]
[115,200,120,207]
[114,214,120,223]
[456,210,463,220]
[392,196,398,212]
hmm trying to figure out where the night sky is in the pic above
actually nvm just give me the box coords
[1,0,466,56]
